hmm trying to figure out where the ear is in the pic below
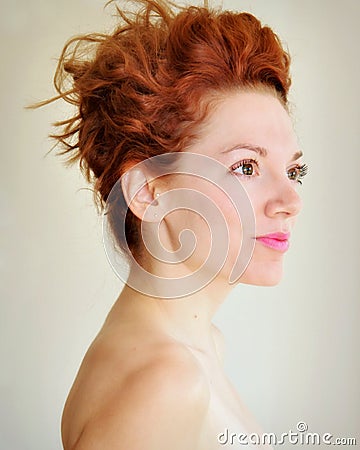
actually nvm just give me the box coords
[120,166,159,223]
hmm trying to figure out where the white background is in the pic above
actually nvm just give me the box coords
[1,0,359,448]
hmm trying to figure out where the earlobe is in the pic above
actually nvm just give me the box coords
[120,167,159,222]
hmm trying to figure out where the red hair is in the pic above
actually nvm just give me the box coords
[38,0,291,259]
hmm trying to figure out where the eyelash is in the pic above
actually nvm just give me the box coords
[230,158,309,185]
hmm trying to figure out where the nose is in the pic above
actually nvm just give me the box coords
[264,179,303,219]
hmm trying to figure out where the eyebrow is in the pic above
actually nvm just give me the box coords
[221,143,303,161]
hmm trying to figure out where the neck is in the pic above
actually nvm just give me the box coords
[113,264,234,353]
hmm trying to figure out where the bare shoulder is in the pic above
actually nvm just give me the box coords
[62,335,210,450]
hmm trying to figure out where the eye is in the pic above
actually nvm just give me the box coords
[287,163,309,185]
[230,158,259,177]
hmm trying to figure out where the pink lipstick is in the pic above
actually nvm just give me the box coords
[256,232,290,252]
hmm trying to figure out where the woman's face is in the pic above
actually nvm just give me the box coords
[156,90,304,287]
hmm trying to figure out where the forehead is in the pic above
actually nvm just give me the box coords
[189,90,298,158]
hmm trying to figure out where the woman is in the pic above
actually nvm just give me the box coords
[42,1,308,448]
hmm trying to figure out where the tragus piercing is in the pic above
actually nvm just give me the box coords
[153,192,160,206]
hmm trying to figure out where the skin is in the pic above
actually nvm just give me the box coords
[61,90,303,450]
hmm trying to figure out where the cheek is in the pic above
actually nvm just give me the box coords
[211,189,246,267]
[213,185,266,280]
[160,176,257,270]
[159,206,212,262]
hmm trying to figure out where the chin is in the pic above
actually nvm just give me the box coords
[241,277,282,287]
[237,262,284,287]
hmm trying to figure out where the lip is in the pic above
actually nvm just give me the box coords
[256,232,290,252]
